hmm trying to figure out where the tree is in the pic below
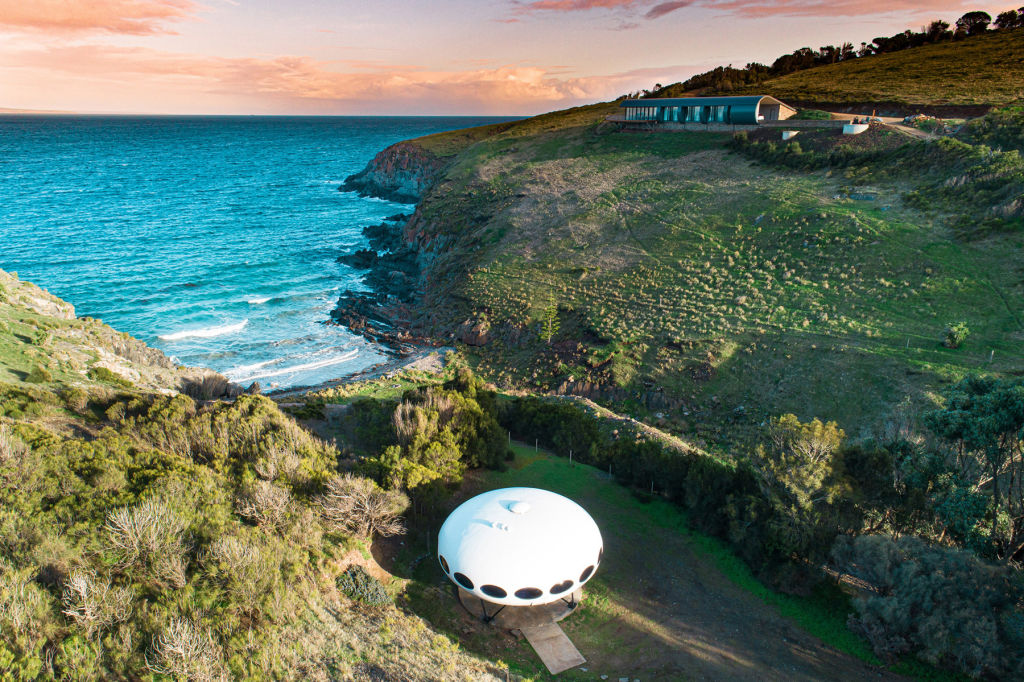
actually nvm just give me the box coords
[925,376,1024,561]
[956,11,992,36]
[944,321,970,348]
[754,414,846,508]
[540,293,559,344]
[831,534,1022,678]
[925,19,952,42]
[994,8,1024,29]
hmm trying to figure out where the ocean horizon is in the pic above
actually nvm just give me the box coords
[0,114,520,389]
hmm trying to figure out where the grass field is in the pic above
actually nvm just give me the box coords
[395,118,1024,455]
[738,30,1024,108]
[394,443,960,680]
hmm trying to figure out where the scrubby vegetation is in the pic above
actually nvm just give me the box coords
[0,389,498,679]
[0,283,506,679]
[731,115,1024,236]
[497,388,1024,678]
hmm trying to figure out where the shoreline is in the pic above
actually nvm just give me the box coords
[267,143,442,401]
[267,343,453,399]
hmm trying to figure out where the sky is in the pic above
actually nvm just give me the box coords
[0,1,1005,115]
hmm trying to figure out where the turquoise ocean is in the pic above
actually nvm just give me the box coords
[0,115,513,389]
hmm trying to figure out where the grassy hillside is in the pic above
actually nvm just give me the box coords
[0,281,503,680]
[0,269,224,395]
[739,30,1024,108]
[380,111,1024,455]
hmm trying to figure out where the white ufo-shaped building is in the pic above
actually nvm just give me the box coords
[437,487,603,607]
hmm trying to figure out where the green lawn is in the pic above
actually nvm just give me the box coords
[396,444,962,680]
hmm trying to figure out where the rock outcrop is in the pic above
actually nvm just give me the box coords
[340,142,446,204]
[0,269,237,396]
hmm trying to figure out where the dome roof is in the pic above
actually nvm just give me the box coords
[437,487,603,606]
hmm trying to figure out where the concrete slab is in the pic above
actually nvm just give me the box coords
[457,588,582,630]
[521,622,586,675]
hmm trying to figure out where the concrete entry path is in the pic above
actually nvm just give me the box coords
[521,622,586,675]
[457,588,587,674]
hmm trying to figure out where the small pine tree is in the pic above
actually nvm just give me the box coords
[541,294,559,345]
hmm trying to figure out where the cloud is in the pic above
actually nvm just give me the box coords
[515,0,965,18]
[518,0,642,11]
[0,43,697,114]
[0,0,200,35]
[698,0,968,18]
[645,1,691,19]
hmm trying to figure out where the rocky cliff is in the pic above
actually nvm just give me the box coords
[340,141,447,203]
[0,268,235,396]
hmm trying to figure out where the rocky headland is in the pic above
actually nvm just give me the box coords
[340,141,446,204]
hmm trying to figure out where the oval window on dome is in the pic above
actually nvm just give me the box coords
[550,580,573,595]
[515,587,543,600]
[579,565,594,582]
[481,585,507,599]
[453,572,474,590]
[439,555,450,574]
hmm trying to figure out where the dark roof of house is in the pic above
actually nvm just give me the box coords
[620,96,793,109]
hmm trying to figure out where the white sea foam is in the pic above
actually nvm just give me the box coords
[246,297,271,305]
[158,319,248,341]
[228,349,359,384]
[224,359,276,376]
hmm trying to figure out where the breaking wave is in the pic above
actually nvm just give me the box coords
[158,319,248,341]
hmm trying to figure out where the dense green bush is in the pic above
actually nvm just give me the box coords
[87,365,132,387]
[832,535,1024,678]
[499,394,1024,678]
[355,369,511,508]
[337,564,392,606]
[0,388,405,679]
[961,103,1024,153]
[943,321,970,348]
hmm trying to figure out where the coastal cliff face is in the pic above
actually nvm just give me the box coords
[340,141,446,204]
[0,268,234,395]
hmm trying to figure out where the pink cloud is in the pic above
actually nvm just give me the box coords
[519,0,642,10]
[515,0,967,18]
[698,0,969,18]
[0,43,696,114]
[645,1,691,19]
[0,0,199,35]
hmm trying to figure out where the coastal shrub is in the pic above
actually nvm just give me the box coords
[60,570,133,637]
[88,365,132,387]
[235,479,292,528]
[60,386,89,413]
[24,365,52,384]
[349,371,509,507]
[147,618,226,682]
[180,373,233,400]
[943,321,970,348]
[337,565,392,606]
[316,474,409,538]
[832,535,1024,678]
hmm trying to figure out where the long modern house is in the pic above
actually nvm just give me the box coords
[617,95,797,128]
